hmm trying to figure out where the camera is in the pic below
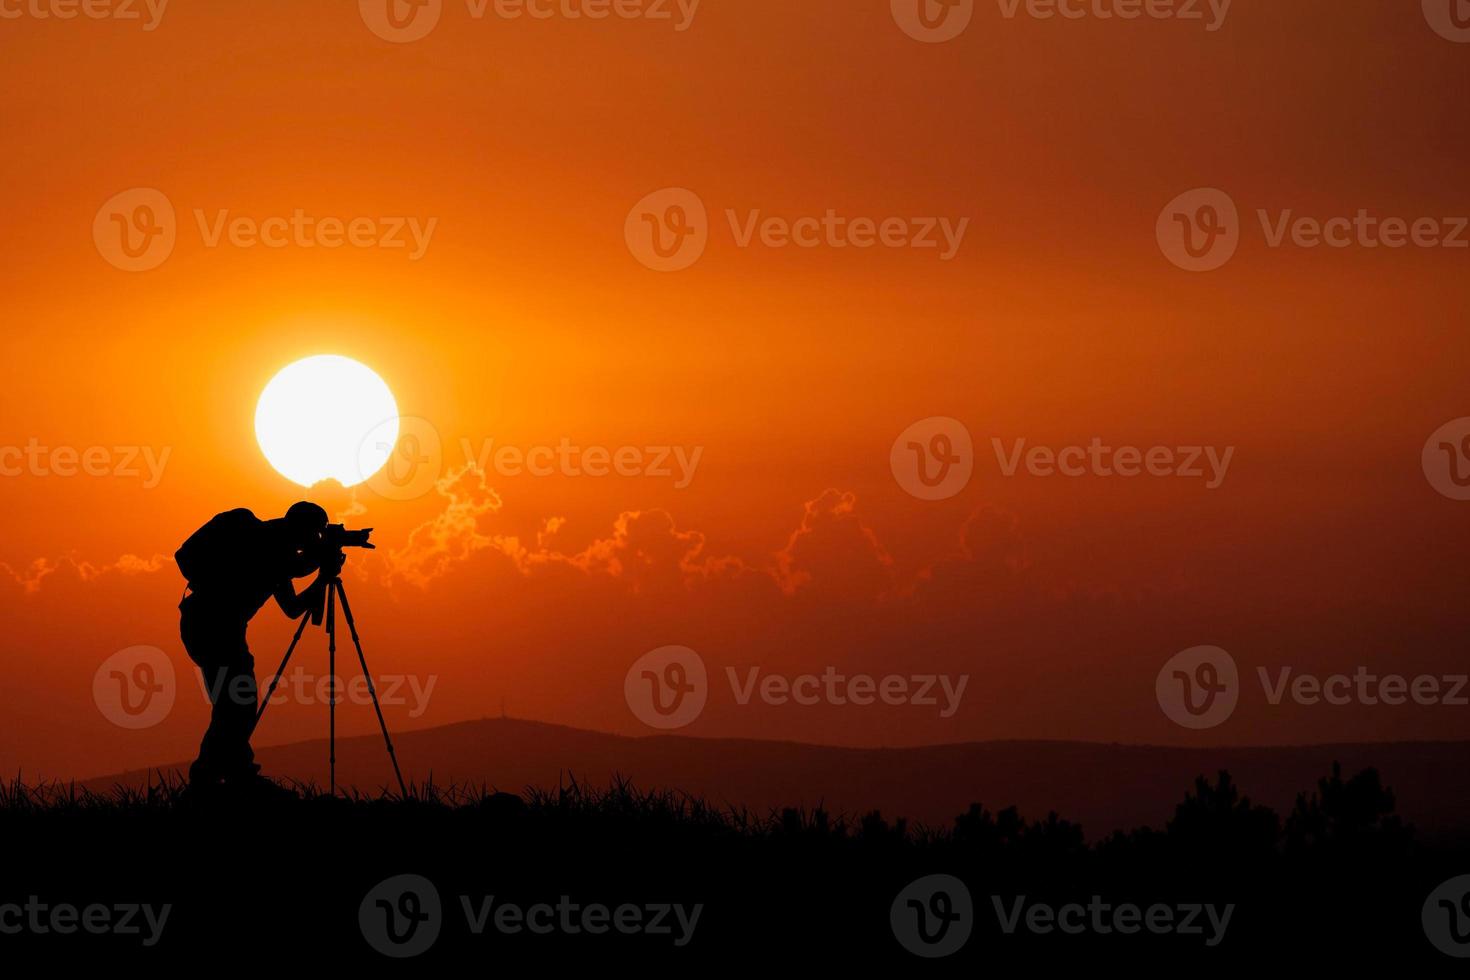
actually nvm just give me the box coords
[322,523,374,552]
[307,523,374,575]
[311,523,374,569]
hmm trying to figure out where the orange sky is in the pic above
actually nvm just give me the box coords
[2,1,1469,779]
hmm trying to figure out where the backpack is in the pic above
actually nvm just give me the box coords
[176,509,263,589]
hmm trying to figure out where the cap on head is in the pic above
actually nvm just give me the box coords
[284,501,329,532]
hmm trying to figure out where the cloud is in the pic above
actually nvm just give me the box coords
[773,489,895,600]
[901,503,1043,615]
[381,465,504,589]
[0,553,173,595]
[527,508,757,594]
[378,468,901,603]
[379,463,761,594]
[2,470,985,616]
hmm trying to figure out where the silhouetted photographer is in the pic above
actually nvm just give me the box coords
[174,502,362,793]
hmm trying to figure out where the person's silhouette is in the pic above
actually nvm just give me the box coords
[174,501,343,792]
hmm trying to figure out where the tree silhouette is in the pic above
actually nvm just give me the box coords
[953,802,1025,852]
[1167,770,1280,850]
[1285,762,1409,855]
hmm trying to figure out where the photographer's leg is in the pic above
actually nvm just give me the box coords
[224,651,260,778]
[189,622,259,785]
[192,660,233,785]
[211,633,259,783]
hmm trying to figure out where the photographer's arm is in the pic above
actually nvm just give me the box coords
[273,576,325,619]
[286,552,319,579]
[273,551,346,619]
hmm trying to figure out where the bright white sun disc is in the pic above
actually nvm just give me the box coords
[255,355,400,488]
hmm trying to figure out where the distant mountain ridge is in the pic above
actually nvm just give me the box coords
[90,718,1470,839]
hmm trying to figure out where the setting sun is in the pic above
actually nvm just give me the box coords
[254,354,399,488]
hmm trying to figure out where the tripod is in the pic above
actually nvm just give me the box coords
[251,575,408,797]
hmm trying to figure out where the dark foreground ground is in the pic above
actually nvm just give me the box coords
[90,721,1470,842]
[3,764,1467,968]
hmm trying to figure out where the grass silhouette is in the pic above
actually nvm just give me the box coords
[0,765,1459,965]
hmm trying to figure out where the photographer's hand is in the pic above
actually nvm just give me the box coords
[302,575,329,625]
[275,575,328,620]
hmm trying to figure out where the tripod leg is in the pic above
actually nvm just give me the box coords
[333,580,409,797]
[327,581,336,797]
[250,611,311,737]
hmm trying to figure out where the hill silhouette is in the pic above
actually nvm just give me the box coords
[87,717,1470,840]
